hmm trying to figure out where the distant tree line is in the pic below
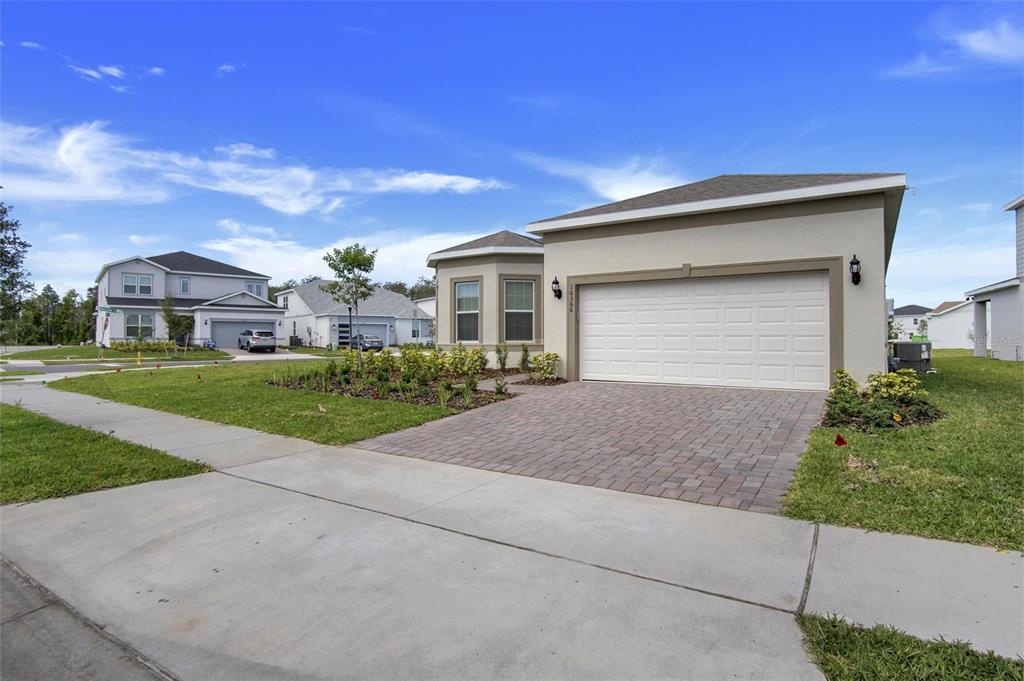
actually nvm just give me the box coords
[269,274,437,301]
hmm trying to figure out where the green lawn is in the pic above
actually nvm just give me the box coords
[784,350,1024,550]
[4,346,230,361]
[799,614,1022,681]
[0,404,208,503]
[0,370,44,377]
[54,361,448,446]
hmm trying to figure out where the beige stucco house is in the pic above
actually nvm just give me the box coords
[430,173,907,388]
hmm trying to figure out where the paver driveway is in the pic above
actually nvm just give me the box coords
[362,381,826,512]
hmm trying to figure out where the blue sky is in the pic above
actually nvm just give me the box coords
[2,1,1021,307]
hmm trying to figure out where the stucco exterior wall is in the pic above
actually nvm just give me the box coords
[174,274,269,300]
[539,194,889,382]
[892,314,925,340]
[435,256,545,349]
[926,305,974,349]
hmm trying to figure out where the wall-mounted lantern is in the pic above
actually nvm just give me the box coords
[849,255,862,286]
[551,277,563,299]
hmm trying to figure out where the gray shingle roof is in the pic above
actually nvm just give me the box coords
[894,304,932,315]
[146,251,269,278]
[436,230,542,253]
[533,173,905,224]
[928,300,969,315]
[286,281,432,319]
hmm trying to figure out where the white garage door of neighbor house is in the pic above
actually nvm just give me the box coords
[579,272,829,389]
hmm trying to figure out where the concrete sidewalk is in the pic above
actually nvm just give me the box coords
[1,382,1021,677]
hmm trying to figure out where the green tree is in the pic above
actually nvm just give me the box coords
[321,244,377,367]
[269,279,298,299]
[35,285,60,345]
[54,289,82,344]
[79,286,98,341]
[380,281,409,296]
[0,202,33,344]
[409,274,436,300]
[160,295,194,345]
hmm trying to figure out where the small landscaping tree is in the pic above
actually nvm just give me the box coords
[321,244,377,368]
[160,295,194,348]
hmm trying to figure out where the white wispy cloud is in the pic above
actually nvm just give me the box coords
[69,65,103,80]
[216,218,277,237]
[49,232,84,244]
[953,19,1024,63]
[110,85,132,94]
[887,242,1016,306]
[1,120,507,214]
[98,65,126,79]
[518,152,685,202]
[885,17,1024,78]
[883,53,956,78]
[147,66,165,76]
[128,234,162,246]
[214,142,276,159]
[215,64,238,77]
[20,41,44,50]
[959,202,993,215]
[201,227,491,285]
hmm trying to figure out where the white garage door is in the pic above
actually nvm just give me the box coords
[579,272,829,389]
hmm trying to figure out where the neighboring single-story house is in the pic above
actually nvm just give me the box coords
[965,195,1023,362]
[430,173,907,388]
[414,296,436,318]
[891,304,931,340]
[925,301,975,349]
[276,280,433,348]
[94,251,285,347]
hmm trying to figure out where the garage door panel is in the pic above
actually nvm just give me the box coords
[579,272,829,389]
[211,320,275,349]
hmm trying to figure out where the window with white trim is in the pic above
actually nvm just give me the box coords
[245,281,264,297]
[180,277,191,295]
[122,274,153,295]
[503,280,534,342]
[455,281,480,342]
[125,313,154,339]
[281,295,289,309]
[412,328,420,338]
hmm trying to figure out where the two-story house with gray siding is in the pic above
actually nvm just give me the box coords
[94,251,285,347]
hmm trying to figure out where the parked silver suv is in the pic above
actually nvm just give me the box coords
[238,329,277,353]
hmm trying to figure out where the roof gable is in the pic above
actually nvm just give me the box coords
[893,304,932,315]
[146,251,269,278]
[198,291,281,308]
[436,230,542,254]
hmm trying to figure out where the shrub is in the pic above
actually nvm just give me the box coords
[866,369,928,402]
[529,352,560,381]
[437,385,451,409]
[519,344,531,372]
[464,374,478,392]
[467,347,488,374]
[460,383,474,406]
[830,369,860,397]
[398,345,427,382]
[110,340,177,353]
[495,344,509,371]
[494,376,508,395]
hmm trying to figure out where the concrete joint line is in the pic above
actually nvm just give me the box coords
[218,470,799,617]
[1,556,182,681]
[405,477,502,518]
[797,523,820,615]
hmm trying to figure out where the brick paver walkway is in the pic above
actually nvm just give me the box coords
[360,382,825,512]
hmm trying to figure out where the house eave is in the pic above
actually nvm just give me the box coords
[526,175,909,234]
[427,245,544,267]
[965,278,1021,297]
